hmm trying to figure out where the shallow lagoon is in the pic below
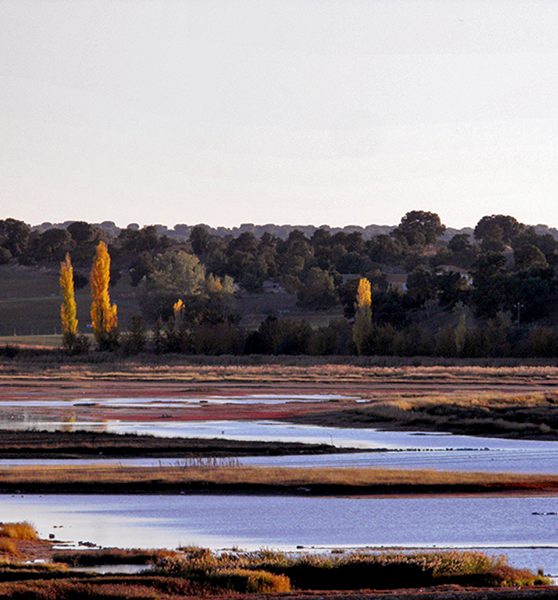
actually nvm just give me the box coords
[3,445,558,474]
[3,414,558,473]
[3,494,558,575]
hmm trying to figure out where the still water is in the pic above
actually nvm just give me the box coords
[2,494,558,574]
[2,446,558,474]
[0,394,352,409]
[3,416,558,473]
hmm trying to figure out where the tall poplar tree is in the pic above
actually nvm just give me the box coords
[59,253,78,351]
[90,241,118,349]
[352,277,372,355]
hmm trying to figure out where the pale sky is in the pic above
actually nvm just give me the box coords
[2,0,558,229]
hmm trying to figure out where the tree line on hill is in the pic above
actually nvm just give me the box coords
[3,211,558,357]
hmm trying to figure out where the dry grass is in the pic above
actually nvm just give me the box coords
[5,359,558,384]
[0,522,38,541]
[0,465,557,494]
[0,539,18,557]
[153,549,551,590]
[293,391,558,440]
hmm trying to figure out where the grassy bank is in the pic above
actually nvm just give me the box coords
[292,391,558,440]
[0,430,350,459]
[0,465,557,495]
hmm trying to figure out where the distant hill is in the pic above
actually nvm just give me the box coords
[31,221,485,242]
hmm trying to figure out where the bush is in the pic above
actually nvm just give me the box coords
[191,322,244,355]
[62,334,90,355]
[120,316,147,355]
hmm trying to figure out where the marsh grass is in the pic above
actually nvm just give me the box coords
[0,465,557,494]
[153,549,551,590]
[210,568,291,593]
[0,522,37,541]
[295,390,558,439]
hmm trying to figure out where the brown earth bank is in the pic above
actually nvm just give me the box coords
[0,466,557,495]
[289,392,558,441]
[0,430,351,459]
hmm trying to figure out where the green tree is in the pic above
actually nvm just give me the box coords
[392,211,445,247]
[474,215,524,252]
[148,250,206,296]
[407,266,437,306]
[514,244,548,271]
[297,267,338,309]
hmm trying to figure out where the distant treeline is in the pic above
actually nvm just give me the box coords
[4,211,558,357]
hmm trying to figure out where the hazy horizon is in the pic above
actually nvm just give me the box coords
[3,1,558,228]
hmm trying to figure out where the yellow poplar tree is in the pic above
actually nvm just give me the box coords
[173,298,185,326]
[90,241,118,349]
[59,253,78,350]
[173,298,185,316]
[352,277,372,355]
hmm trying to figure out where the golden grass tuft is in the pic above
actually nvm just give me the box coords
[218,568,291,593]
[0,522,38,541]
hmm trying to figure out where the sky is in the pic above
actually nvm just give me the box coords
[2,0,558,229]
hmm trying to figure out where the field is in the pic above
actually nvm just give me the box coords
[0,265,142,336]
[0,265,343,337]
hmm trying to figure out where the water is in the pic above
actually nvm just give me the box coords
[0,394,351,409]
[3,494,558,575]
[3,417,553,450]
[3,446,558,474]
[3,414,558,473]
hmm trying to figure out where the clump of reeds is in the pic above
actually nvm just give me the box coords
[210,568,291,593]
[0,522,37,541]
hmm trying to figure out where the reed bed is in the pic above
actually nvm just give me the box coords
[0,465,556,494]
[152,548,551,590]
